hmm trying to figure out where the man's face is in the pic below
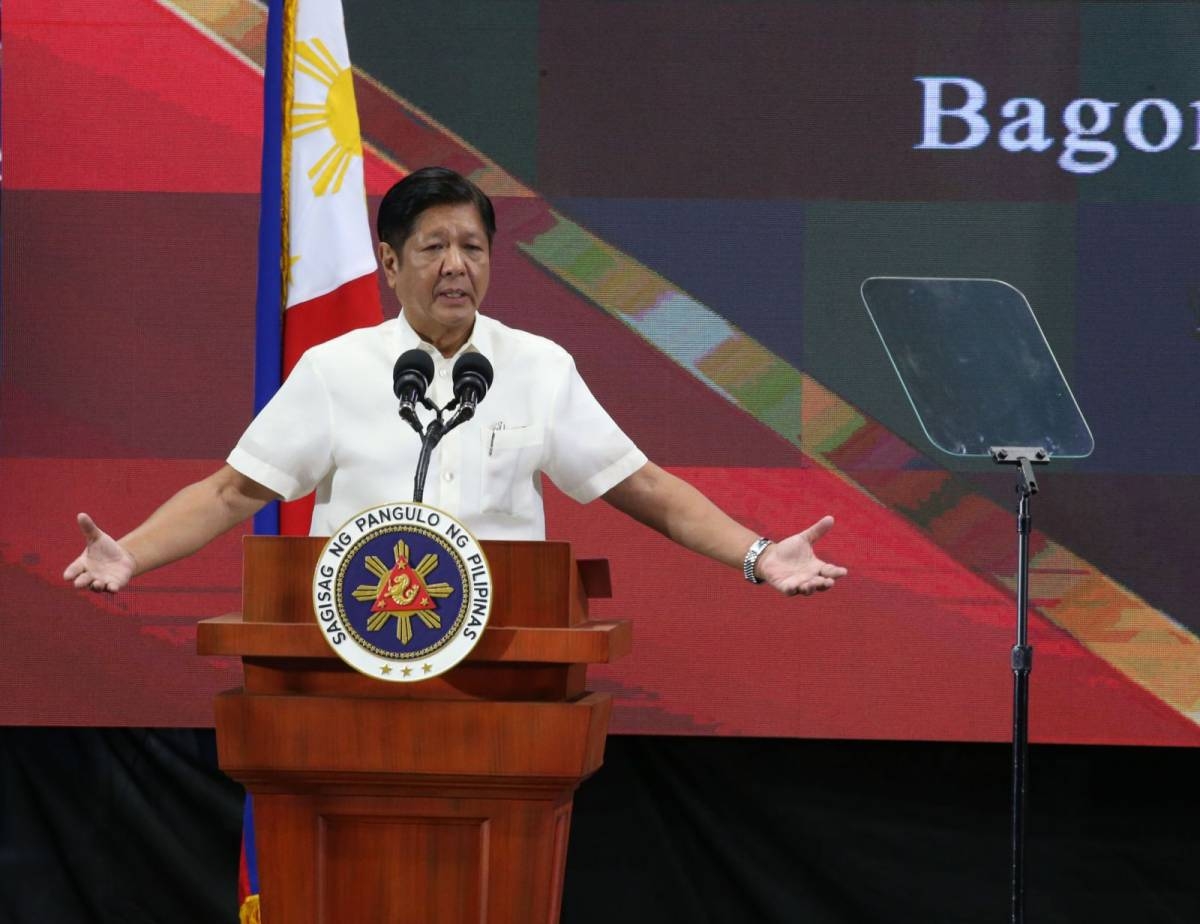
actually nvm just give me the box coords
[378,201,491,352]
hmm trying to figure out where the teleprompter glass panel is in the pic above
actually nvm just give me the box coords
[861,277,1094,459]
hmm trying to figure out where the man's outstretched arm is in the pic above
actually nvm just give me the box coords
[63,464,280,593]
[602,462,847,596]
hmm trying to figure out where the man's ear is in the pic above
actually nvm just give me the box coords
[377,241,399,281]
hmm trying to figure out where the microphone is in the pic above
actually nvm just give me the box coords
[393,349,434,433]
[450,353,494,422]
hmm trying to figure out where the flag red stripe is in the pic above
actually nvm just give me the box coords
[282,272,384,376]
[279,273,384,535]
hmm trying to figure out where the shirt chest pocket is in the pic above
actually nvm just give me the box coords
[479,424,544,516]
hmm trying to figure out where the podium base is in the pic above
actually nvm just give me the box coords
[216,689,612,924]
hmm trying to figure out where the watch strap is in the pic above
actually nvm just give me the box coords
[743,537,773,584]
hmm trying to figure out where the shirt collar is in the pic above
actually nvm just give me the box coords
[392,309,496,365]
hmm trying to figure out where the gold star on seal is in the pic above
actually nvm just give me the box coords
[380,664,392,676]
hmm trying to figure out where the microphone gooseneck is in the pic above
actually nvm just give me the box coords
[395,350,495,503]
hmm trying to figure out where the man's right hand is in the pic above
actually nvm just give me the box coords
[63,513,136,593]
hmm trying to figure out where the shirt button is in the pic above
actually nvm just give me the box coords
[443,470,455,482]
[438,368,449,378]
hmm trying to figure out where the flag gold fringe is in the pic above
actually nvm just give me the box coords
[239,893,261,924]
[280,0,297,307]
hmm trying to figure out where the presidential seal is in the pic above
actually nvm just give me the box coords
[312,503,491,681]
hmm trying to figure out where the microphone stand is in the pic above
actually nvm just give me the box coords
[407,397,475,503]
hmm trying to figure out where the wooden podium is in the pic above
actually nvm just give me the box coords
[198,536,630,924]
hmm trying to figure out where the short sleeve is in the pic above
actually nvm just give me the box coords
[541,359,647,503]
[227,351,335,501]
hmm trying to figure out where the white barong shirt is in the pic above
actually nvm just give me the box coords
[227,311,647,539]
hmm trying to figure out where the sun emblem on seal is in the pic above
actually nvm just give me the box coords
[351,540,454,644]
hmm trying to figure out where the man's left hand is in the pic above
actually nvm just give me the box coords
[755,515,848,597]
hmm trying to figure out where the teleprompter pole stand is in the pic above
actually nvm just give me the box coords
[990,445,1049,924]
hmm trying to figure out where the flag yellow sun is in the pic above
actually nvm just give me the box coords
[291,37,363,196]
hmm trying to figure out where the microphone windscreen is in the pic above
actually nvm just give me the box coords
[393,349,435,399]
[452,352,494,393]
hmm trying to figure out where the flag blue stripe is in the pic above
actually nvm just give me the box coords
[242,793,259,893]
[243,0,285,898]
[252,0,285,538]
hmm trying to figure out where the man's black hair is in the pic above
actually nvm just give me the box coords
[376,166,496,251]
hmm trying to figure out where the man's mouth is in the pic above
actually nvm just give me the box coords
[438,288,469,300]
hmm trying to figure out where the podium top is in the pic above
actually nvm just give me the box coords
[198,537,628,700]
[239,536,609,628]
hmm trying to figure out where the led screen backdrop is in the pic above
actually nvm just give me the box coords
[4,0,1200,745]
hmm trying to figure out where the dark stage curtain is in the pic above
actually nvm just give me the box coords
[565,737,1200,923]
[2,730,1197,923]
[0,729,242,924]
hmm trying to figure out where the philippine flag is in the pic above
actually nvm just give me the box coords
[253,0,384,540]
[242,1,383,920]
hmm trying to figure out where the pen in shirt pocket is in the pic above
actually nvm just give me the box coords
[488,421,505,456]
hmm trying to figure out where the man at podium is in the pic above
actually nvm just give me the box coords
[65,167,845,598]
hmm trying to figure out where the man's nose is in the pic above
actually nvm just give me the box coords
[441,246,466,274]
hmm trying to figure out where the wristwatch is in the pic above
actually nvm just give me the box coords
[743,537,773,584]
